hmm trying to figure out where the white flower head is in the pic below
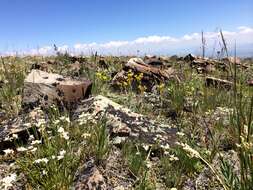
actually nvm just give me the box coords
[57,155,64,160]
[28,135,35,141]
[42,170,47,175]
[59,116,70,123]
[31,140,42,145]
[58,127,65,133]
[82,133,91,138]
[30,147,37,152]
[59,150,66,156]
[146,161,152,168]
[176,132,185,137]
[12,134,18,139]
[34,158,49,164]
[161,143,170,150]
[62,132,69,140]
[3,149,14,155]
[4,136,11,141]
[17,147,28,152]
[142,144,149,151]
[53,120,60,125]
[36,119,46,127]
[0,173,17,189]
[169,154,179,161]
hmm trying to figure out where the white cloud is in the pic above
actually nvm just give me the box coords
[2,26,253,57]
[238,26,253,34]
[134,36,177,43]
[182,33,200,40]
[100,41,129,48]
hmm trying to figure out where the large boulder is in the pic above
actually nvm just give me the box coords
[22,70,92,110]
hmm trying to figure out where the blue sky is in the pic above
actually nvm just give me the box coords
[1,0,252,56]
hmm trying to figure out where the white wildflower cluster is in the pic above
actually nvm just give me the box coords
[214,107,233,125]
[36,119,46,127]
[35,149,67,165]
[216,107,233,114]
[142,144,149,151]
[176,142,200,158]
[176,131,185,137]
[16,146,37,152]
[82,133,91,139]
[28,146,37,152]
[56,149,66,160]
[154,134,163,142]
[12,134,18,139]
[53,116,70,129]
[34,158,49,164]
[161,143,171,155]
[4,133,19,142]
[78,112,96,125]
[59,116,70,123]
[161,143,170,150]
[146,161,152,168]
[0,173,17,189]
[3,149,14,155]
[15,138,41,154]
[58,127,69,140]
[28,135,35,141]
[16,147,28,152]
[31,140,42,145]
[53,119,60,125]
[168,154,179,161]
[42,170,47,175]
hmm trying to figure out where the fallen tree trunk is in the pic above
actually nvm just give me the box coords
[112,58,176,91]
[124,58,174,80]
[205,76,233,90]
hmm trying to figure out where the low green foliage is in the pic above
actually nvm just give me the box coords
[0,55,253,189]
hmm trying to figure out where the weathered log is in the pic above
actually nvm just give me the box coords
[72,95,177,146]
[111,58,176,91]
[205,76,233,90]
[124,58,173,80]
[22,70,92,110]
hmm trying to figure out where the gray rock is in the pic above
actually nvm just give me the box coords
[74,159,107,190]
[72,95,177,147]
[0,108,45,152]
